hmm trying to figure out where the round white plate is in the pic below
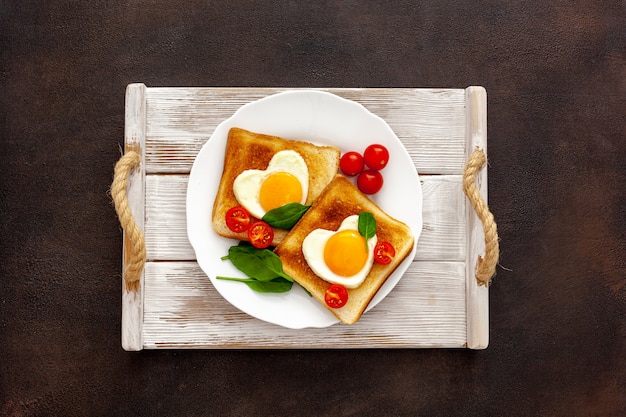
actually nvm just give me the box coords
[186,90,422,329]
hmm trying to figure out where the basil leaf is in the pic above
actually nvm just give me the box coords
[358,211,376,239]
[216,276,293,293]
[226,245,293,282]
[262,203,311,230]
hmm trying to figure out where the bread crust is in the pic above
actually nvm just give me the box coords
[211,127,340,245]
[274,174,415,324]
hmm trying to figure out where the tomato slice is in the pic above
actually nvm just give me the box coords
[247,221,274,249]
[225,206,251,233]
[324,284,348,309]
[374,241,395,265]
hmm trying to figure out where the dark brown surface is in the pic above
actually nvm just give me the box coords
[1,1,624,416]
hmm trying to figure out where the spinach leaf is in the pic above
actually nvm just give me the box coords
[216,276,293,293]
[262,203,311,230]
[225,244,293,282]
[358,211,376,240]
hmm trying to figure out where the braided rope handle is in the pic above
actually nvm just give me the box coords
[111,151,146,287]
[463,148,499,286]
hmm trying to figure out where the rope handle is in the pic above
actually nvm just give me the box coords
[111,150,146,288]
[463,148,499,286]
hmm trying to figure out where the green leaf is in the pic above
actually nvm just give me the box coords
[255,249,293,282]
[219,242,295,294]
[358,211,376,239]
[216,276,293,293]
[358,211,377,251]
[262,203,311,230]
[226,245,293,282]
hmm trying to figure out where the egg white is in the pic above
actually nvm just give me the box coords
[302,215,377,289]
[233,150,309,219]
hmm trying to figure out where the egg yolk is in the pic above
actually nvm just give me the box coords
[323,230,368,277]
[259,171,303,212]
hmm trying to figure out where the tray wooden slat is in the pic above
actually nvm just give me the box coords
[121,84,489,350]
[142,261,466,349]
[144,87,467,175]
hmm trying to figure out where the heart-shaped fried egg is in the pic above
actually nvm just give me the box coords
[302,215,377,288]
[233,150,309,219]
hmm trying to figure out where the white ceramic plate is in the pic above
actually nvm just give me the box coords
[186,90,422,329]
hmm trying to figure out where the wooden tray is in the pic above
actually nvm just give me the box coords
[119,84,490,350]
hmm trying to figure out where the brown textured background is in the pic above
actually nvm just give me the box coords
[1,1,625,416]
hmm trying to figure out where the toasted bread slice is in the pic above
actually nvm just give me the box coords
[212,127,341,245]
[274,174,415,324]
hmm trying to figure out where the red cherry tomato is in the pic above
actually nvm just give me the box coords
[225,206,251,233]
[340,151,364,176]
[324,284,348,309]
[247,221,274,249]
[357,169,384,194]
[374,241,395,265]
[363,144,389,170]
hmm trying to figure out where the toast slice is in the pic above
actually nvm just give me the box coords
[274,174,415,324]
[212,127,340,245]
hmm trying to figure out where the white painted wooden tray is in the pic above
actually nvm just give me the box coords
[119,84,490,350]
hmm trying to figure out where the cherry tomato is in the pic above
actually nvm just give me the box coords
[247,221,274,249]
[324,284,348,309]
[363,144,389,170]
[357,169,384,194]
[225,206,251,233]
[340,151,364,176]
[374,241,395,265]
